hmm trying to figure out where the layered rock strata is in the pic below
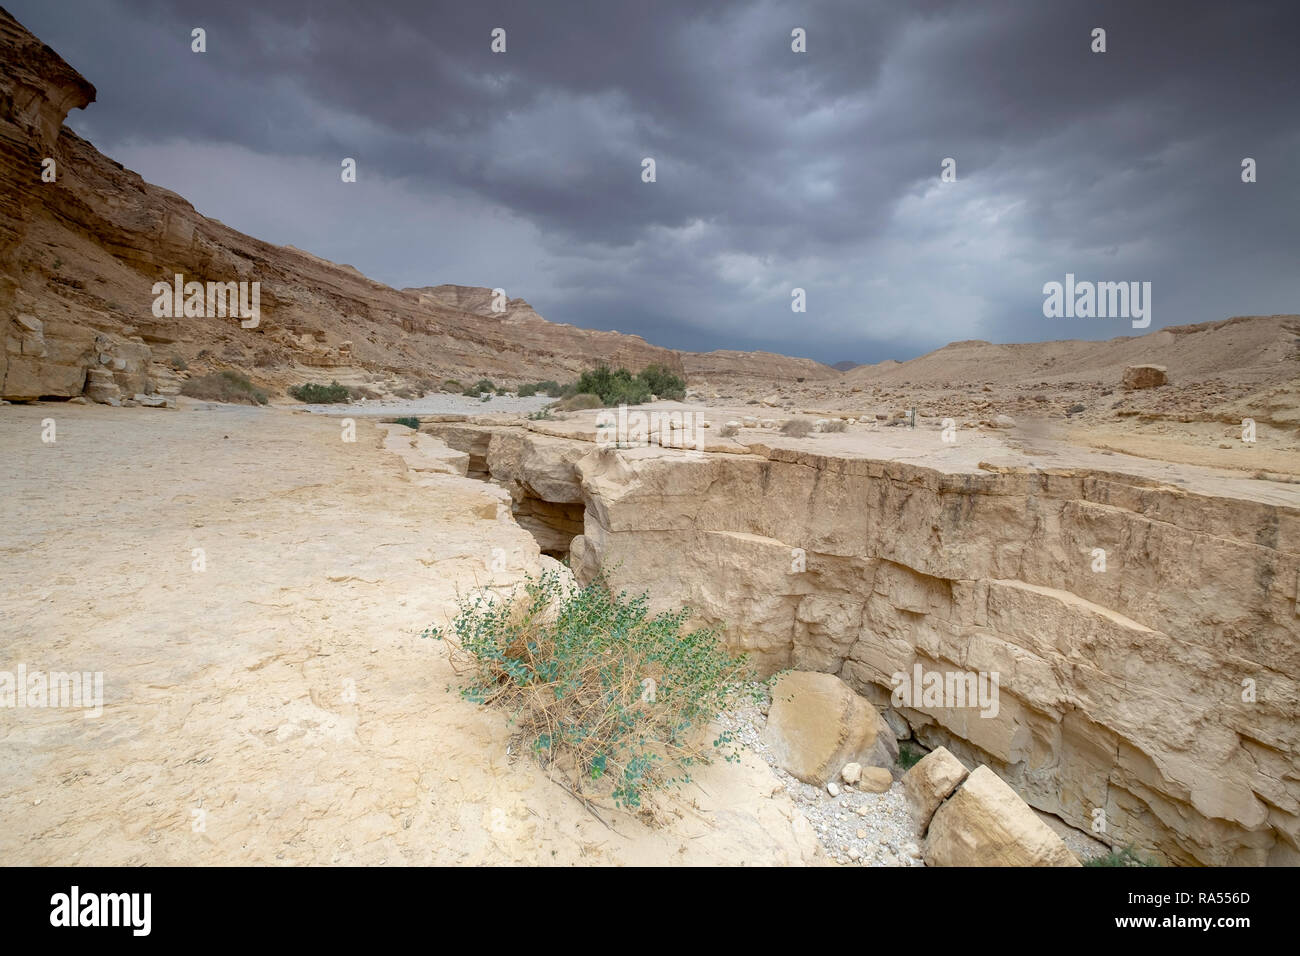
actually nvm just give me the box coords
[431,415,1300,866]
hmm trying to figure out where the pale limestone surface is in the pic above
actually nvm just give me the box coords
[0,402,819,866]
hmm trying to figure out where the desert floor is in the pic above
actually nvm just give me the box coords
[0,401,819,865]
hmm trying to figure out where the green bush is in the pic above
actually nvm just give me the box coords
[180,370,268,405]
[574,366,648,406]
[516,380,563,398]
[637,363,686,401]
[442,379,462,391]
[289,381,350,403]
[424,571,751,810]
[393,417,420,429]
[463,378,496,397]
[561,365,687,407]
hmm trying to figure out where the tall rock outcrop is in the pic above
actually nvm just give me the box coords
[0,7,96,398]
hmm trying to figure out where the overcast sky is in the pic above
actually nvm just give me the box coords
[12,0,1299,364]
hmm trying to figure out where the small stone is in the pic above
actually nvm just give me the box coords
[827,782,840,797]
[857,829,867,839]
[841,762,863,785]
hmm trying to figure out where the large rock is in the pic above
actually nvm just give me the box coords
[761,671,884,785]
[923,766,1081,867]
[1122,364,1168,389]
[903,746,969,834]
[83,367,121,404]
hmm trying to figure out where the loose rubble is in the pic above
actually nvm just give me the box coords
[718,686,924,866]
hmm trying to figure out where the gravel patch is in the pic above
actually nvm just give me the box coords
[718,683,924,867]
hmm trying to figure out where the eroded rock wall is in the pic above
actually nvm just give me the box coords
[448,421,1299,866]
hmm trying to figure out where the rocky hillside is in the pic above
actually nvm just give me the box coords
[682,349,841,384]
[0,9,703,402]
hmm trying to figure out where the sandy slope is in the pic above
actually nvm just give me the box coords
[844,315,1299,388]
[0,402,818,865]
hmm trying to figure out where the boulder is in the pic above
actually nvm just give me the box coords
[923,766,1081,867]
[761,671,883,785]
[902,746,969,833]
[1122,364,1167,390]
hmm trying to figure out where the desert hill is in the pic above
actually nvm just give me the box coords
[844,316,1299,388]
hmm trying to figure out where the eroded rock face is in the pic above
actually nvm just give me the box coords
[572,446,1297,865]
[446,420,1299,867]
[0,10,95,399]
[923,766,1081,867]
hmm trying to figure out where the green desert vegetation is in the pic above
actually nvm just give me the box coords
[424,570,750,812]
[288,381,350,403]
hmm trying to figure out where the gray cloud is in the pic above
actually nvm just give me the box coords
[11,0,1299,363]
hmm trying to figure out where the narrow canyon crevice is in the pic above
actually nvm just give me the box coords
[425,422,587,560]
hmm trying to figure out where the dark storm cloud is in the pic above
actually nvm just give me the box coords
[9,0,1299,363]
